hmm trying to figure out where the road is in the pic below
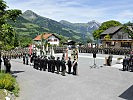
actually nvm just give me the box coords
[6,53,133,100]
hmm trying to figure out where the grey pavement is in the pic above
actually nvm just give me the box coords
[7,53,133,100]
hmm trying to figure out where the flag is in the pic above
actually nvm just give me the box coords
[29,44,32,55]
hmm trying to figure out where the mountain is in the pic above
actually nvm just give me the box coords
[9,10,100,43]
[9,16,49,38]
[21,10,82,41]
[60,20,101,40]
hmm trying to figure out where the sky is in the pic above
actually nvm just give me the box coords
[4,0,133,23]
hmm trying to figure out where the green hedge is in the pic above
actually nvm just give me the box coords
[0,73,19,96]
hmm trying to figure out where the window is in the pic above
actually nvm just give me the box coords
[48,39,52,42]
[121,42,131,48]
[54,39,57,41]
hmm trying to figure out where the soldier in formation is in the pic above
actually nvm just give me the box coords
[72,59,78,75]
[0,58,2,71]
[2,57,11,73]
[122,55,133,72]
[23,52,78,76]
[61,57,66,76]
[123,56,129,71]
[56,57,61,74]
[67,57,72,74]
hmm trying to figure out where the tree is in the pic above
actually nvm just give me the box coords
[0,0,22,50]
[122,25,133,38]
[104,34,111,40]
[93,20,122,39]
[124,21,133,26]
[87,37,93,43]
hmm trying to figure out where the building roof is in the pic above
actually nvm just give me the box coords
[100,26,122,35]
[34,33,59,41]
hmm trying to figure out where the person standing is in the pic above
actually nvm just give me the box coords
[43,56,48,71]
[23,54,25,64]
[123,56,129,71]
[129,55,133,71]
[51,56,56,73]
[67,57,72,74]
[0,58,2,71]
[56,57,61,74]
[61,58,66,76]
[33,56,37,69]
[72,59,78,75]
[5,58,11,73]
[40,56,43,71]
[48,57,52,72]
[26,54,29,65]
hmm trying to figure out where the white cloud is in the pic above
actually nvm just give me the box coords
[4,0,133,23]
[115,10,133,23]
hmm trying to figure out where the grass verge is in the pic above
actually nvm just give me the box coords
[0,71,20,97]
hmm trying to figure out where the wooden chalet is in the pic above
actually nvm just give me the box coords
[100,26,133,49]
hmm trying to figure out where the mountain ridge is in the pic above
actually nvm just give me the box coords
[11,10,101,42]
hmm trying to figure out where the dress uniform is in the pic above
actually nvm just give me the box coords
[40,57,43,71]
[43,56,48,71]
[5,58,11,73]
[129,55,133,71]
[61,58,66,76]
[51,56,56,73]
[0,58,2,70]
[56,57,61,74]
[23,55,25,64]
[72,59,78,75]
[67,57,72,74]
[26,54,29,65]
[123,57,129,71]
[48,57,52,72]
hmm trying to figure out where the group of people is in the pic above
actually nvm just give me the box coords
[23,53,78,76]
[123,55,133,71]
[79,46,131,55]
[0,56,11,73]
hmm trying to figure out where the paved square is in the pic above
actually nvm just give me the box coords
[5,53,133,100]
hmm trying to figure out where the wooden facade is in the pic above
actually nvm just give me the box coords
[100,26,133,49]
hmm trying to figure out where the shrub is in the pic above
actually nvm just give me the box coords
[0,73,19,96]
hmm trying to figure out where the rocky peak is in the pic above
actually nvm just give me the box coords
[22,10,39,21]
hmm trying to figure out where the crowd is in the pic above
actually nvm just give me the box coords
[123,55,133,72]
[23,53,78,76]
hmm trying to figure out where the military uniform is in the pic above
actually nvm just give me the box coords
[61,59,66,76]
[48,57,52,72]
[40,57,43,71]
[5,58,11,73]
[23,55,25,64]
[56,57,61,74]
[72,59,78,75]
[34,56,37,69]
[51,56,56,73]
[67,58,72,74]
[43,56,48,71]
[129,55,133,71]
[26,55,29,65]
[0,58,2,70]
[123,57,129,71]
